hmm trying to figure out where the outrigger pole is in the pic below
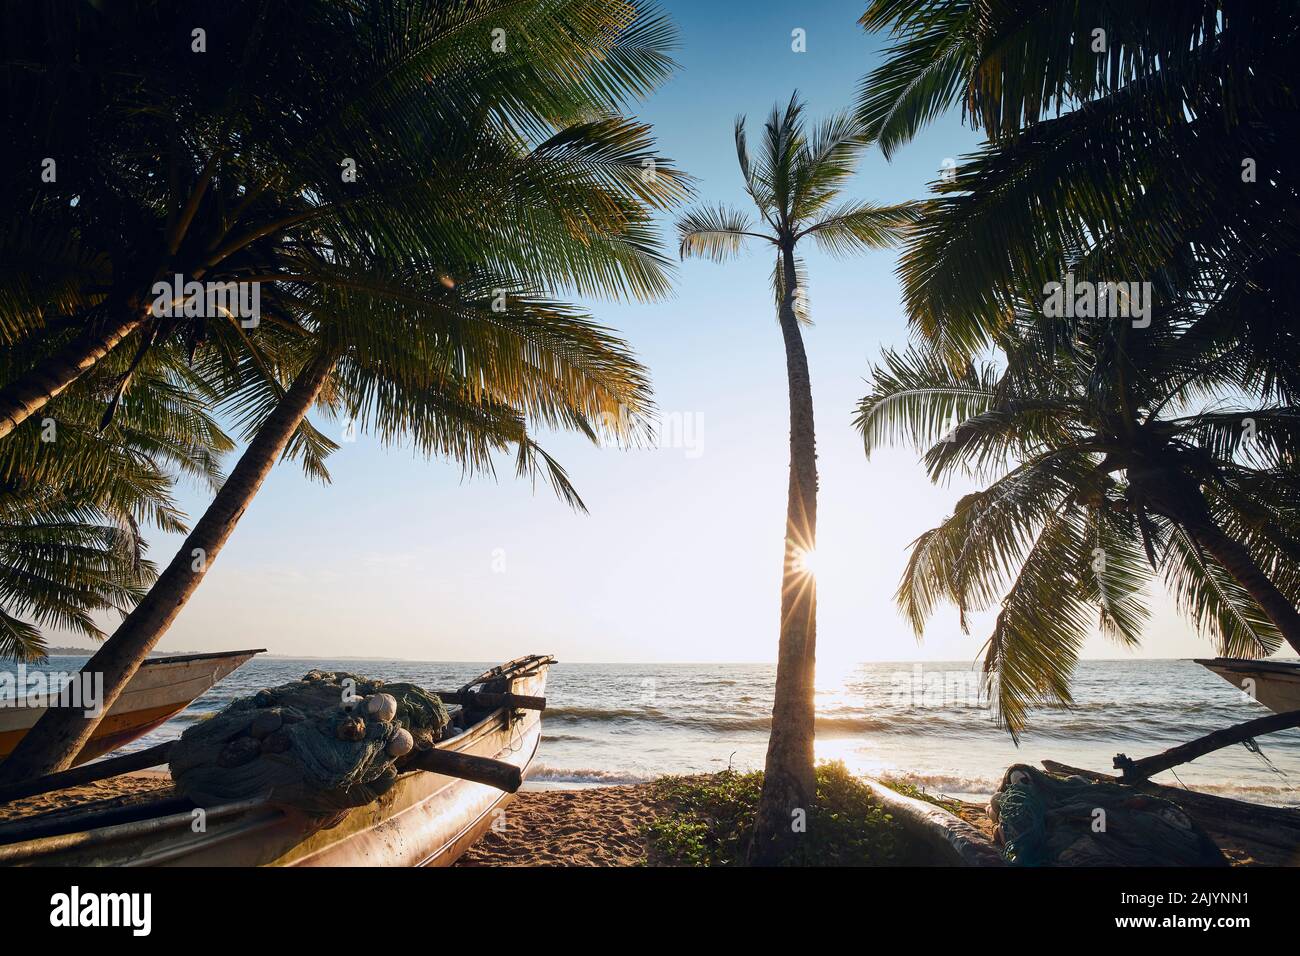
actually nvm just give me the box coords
[1113,709,1300,783]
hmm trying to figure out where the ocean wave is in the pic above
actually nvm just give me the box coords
[545,705,895,734]
[878,771,1300,808]
[544,702,1271,743]
[546,705,647,722]
[527,764,654,785]
[880,771,1002,797]
[1158,780,1300,804]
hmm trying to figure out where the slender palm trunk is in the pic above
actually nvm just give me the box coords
[0,350,336,782]
[1136,469,1300,655]
[749,241,818,865]
[0,309,147,440]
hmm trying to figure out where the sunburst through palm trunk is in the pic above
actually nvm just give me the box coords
[677,94,919,864]
[753,240,820,863]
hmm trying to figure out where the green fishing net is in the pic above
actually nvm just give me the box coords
[169,671,449,814]
[990,764,1226,866]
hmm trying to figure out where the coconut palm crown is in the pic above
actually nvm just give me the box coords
[856,310,1300,737]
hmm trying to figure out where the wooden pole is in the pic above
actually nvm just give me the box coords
[0,741,174,805]
[405,748,523,792]
[436,690,546,712]
[1113,709,1300,782]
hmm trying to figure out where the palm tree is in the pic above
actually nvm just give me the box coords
[0,345,235,660]
[854,0,1300,376]
[0,0,682,439]
[0,0,687,781]
[676,94,919,863]
[855,310,1300,737]
[853,0,1300,649]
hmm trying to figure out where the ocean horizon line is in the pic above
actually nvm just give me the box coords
[38,650,1300,666]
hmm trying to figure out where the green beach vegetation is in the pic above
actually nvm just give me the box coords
[646,762,906,866]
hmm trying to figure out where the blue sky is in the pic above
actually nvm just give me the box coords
[69,0,1214,663]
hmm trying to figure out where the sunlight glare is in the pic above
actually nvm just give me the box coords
[791,547,818,577]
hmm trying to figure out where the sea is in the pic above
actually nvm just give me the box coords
[18,656,1300,807]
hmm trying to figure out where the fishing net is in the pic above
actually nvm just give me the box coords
[169,671,449,814]
[990,764,1226,866]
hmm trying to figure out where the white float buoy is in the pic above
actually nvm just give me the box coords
[387,727,414,757]
[366,693,398,722]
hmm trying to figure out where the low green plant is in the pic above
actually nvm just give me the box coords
[647,761,906,866]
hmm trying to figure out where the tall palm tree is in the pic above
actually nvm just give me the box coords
[0,0,687,781]
[856,310,1300,737]
[0,0,682,439]
[676,94,919,863]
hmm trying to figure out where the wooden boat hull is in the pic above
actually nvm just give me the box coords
[1195,657,1300,714]
[0,650,264,765]
[0,656,550,867]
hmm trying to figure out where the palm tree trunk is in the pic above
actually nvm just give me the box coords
[0,310,147,441]
[0,350,336,783]
[749,242,818,865]
[1136,469,1300,655]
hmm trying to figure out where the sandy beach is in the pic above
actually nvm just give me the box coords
[0,772,668,866]
[457,785,668,866]
[1,770,1285,866]
[453,782,1000,866]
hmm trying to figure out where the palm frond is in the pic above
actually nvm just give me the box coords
[983,507,1092,740]
[801,200,922,257]
[676,205,764,262]
[1161,524,1282,658]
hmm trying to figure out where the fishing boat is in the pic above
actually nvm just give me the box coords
[1195,657,1300,714]
[0,649,265,765]
[0,654,552,867]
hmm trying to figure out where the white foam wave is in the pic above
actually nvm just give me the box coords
[526,764,654,786]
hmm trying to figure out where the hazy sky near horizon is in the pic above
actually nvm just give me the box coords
[68,0,1230,664]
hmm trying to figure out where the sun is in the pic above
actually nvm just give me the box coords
[790,547,818,576]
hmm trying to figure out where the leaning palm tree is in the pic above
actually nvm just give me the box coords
[0,0,686,782]
[1,265,666,783]
[852,0,1300,651]
[676,94,919,863]
[856,310,1300,737]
